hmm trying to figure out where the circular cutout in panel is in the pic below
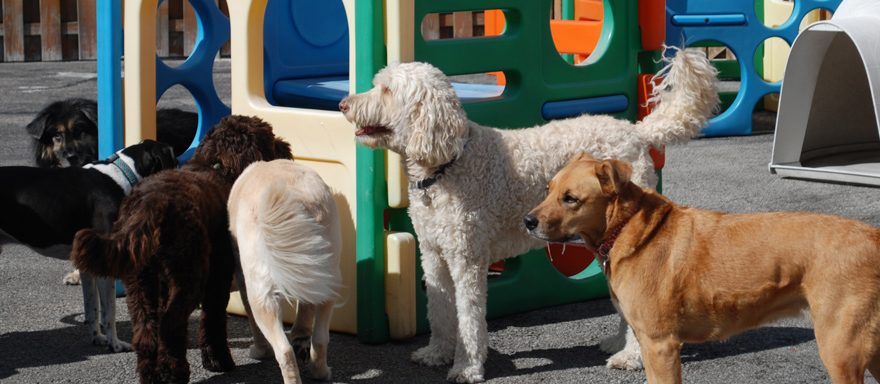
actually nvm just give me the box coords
[156,84,199,157]
[799,8,834,31]
[758,0,795,29]
[212,58,232,110]
[692,41,741,116]
[754,37,791,84]
[550,0,604,65]
[546,244,595,277]
[753,92,781,133]
[486,245,597,278]
[156,0,196,67]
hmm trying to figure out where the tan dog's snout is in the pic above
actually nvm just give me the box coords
[523,213,539,231]
[526,153,636,246]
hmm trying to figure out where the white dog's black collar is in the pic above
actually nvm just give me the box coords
[415,160,455,190]
[415,139,468,190]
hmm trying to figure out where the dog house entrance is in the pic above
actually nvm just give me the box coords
[770,23,880,186]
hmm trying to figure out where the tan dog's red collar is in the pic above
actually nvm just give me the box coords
[595,219,630,277]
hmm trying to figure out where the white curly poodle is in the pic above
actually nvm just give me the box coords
[339,48,718,383]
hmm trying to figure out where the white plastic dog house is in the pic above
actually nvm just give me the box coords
[769,0,880,186]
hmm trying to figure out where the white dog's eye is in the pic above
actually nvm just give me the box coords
[381,86,391,95]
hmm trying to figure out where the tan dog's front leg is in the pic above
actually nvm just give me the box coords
[639,334,683,384]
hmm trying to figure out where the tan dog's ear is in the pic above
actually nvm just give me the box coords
[406,90,468,166]
[596,159,633,195]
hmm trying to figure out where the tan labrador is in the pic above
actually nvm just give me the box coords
[524,153,880,384]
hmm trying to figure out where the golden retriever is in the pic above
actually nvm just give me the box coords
[228,159,342,384]
[525,153,880,384]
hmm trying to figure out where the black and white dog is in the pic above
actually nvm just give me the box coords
[26,98,198,284]
[0,140,178,352]
[26,98,198,168]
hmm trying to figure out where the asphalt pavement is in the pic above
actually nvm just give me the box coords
[1,59,878,383]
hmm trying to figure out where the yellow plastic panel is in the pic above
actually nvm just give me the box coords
[123,0,159,144]
[385,231,417,339]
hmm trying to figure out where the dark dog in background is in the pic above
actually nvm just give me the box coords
[26,98,198,168]
[0,140,178,352]
[72,116,293,383]
[26,98,198,285]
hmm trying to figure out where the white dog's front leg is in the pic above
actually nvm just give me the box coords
[446,257,488,383]
[602,315,643,370]
[411,251,456,367]
[79,272,106,346]
[96,277,131,352]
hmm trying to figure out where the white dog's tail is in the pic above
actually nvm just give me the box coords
[637,47,720,145]
[247,181,342,311]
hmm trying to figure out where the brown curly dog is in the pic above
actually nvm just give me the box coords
[71,115,293,383]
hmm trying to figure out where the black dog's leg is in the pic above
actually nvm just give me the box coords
[200,238,236,372]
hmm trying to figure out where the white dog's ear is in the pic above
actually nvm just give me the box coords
[596,159,632,195]
[406,90,468,166]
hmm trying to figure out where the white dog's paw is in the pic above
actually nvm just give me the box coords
[599,333,626,354]
[63,270,81,285]
[109,338,132,353]
[91,333,109,347]
[411,345,454,366]
[307,364,332,381]
[447,364,485,383]
[605,349,643,371]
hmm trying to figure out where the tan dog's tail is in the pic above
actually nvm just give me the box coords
[246,180,341,311]
[637,47,719,145]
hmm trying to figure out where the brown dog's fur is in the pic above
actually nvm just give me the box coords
[526,153,880,384]
[71,116,293,383]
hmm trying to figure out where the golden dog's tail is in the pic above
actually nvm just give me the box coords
[637,46,720,145]
[243,179,342,311]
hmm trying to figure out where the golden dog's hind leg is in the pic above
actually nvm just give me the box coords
[290,301,316,362]
[247,293,302,384]
[307,301,334,380]
[814,325,869,383]
[638,334,682,384]
[810,292,877,384]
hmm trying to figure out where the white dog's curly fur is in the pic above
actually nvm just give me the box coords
[340,48,718,383]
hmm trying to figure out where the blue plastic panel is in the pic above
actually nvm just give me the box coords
[671,14,746,26]
[273,77,504,110]
[666,0,842,136]
[541,95,629,120]
[263,0,349,105]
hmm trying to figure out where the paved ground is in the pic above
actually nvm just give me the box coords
[1,60,879,383]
